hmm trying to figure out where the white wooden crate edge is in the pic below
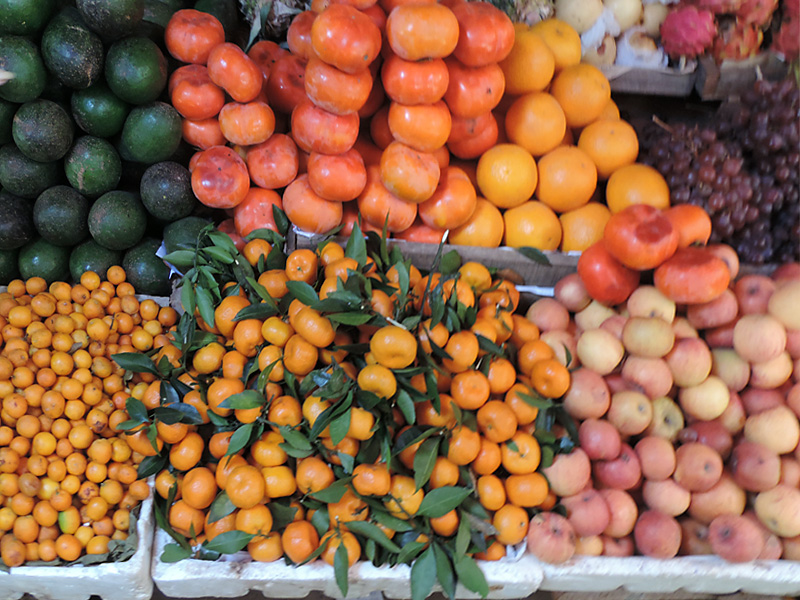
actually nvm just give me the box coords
[0,495,154,600]
[151,529,543,599]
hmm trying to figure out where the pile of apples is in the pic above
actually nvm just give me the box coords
[523,258,800,564]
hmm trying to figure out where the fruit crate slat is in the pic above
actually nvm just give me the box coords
[695,54,790,101]
[601,65,698,98]
[0,495,154,600]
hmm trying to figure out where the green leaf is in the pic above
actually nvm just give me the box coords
[268,501,298,530]
[410,545,436,600]
[219,390,266,410]
[433,543,456,600]
[286,280,319,307]
[329,410,352,446]
[137,453,166,479]
[453,555,489,597]
[311,506,330,536]
[396,389,415,426]
[439,250,462,275]
[163,249,196,265]
[476,334,505,357]
[416,487,472,518]
[397,540,426,565]
[334,542,350,597]
[309,478,350,503]
[338,451,355,474]
[207,410,230,428]
[115,419,141,432]
[233,303,278,322]
[161,542,192,563]
[112,353,158,376]
[326,312,373,326]
[153,406,185,426]
[344,222,367,265]
[203,530,254,554]
[195,287,215,330]
[343,521,401,553]
[517,246,552,266]
[146,422,160,452]
[167,402,204,425]
[208,229,238,254]
[413,437,440,491]
[225,423,255,457]
[273,205,290,237]
[371,507,414,534]
[455,512,471,556]
[394,426,438,454]
[279,426,312,450]
[540,444,554,469]
[207,491,236,524]
[203,246,234,264]
[519,392,554,410]
[125,397,149,423]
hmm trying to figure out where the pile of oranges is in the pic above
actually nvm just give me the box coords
[0,270,177,567]
[143,229,572,594]
[162,5,672,255]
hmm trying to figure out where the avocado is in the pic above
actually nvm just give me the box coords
[0,144,61,199]
[76,0,145,39]
[0,248,20,284]
[0,99,16,145]
[162,215,210,270]
[0,0,56,36]
[140,161,195,222]
[88,190,147,251]
[69,239,121,282]
[12,99,74,162]
[18,237,71,283]
[64,135,122,198]
[122,237,171,295]
[136,0,178,45]
[105,36,167,105]
[119,101,181,164]
[0,190,34,250]
[0,36,47,104]
[71,81,130,138]
[41,7,104,91]
[33,185,90,246]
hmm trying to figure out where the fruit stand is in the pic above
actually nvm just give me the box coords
[0,0,799,599]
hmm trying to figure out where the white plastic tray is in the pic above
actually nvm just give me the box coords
[0,496,154,600]
[151,529,543,599]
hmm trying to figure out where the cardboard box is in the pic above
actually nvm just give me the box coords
[0,497,154,600]
[601,64,698,97]
[695,53,790,101]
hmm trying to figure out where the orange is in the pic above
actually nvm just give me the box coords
[477,474,506,511]
[320,530,361,567]
[235,504,273,536]
[471,437,502,476]
[295,456,334,494]
[577,119,639,179]
[430,509,459,537]
[384,475,424,519]
[449,197,504,248]
[352,463,391,496]
[476,400,518,443]
[369,325,417,369]
[450,370,490,410]
[504,92,566,157]
[242,238,273,267]
[248,532,283,562]
[282,334,318,376]
[446,425,481,465]
[226,465,266,509]
[357,364,397,399]
[549,63,611,128]
[559,202,612,253]
[327,489,368,526]
[206,377,245,417]
[598,98,620,121]
[250,431,288,467]
[233,319,265,357]
[267,396,302,429]
[606,163,671,213]
[169,499,205,538]
[535,145,597,213]
[502,200,561,250]
[441,330,479,373]
[505,472,549,507]
[169,431,204,471]
[262,465,297,498]
[347,406,375,441]
[281,519,319,563]
[501,431,541,474]
[529,19,582,72]
[530,357,570,398]
[492,504,529,545]
[475,539,506,561]
[215,454,248,489]
[476,144,538,209]
[292,307,335,348]
[192,342,226,374]
[213,295,250,338]
[429,456,460,488]
[504,383,539,426]
[499,29,555,95]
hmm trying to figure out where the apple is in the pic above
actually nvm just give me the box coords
[750,351,793,389]
[574,535,603,556]
[526,297,570,333]
[562,368,610,420]
[561,488,611,537]
[708,514,766,563]
[607,390,652,436]
[679,517,713,555]
[541,448,592,497]
[741,510,784,560]
[740,387,784,415]
[621,356,674,399]
[789,383,800,418]
[666,337,713,388]
[710,348,750,392]
[783,535,800,561]
[594,443,642,490]
[679,375,730,421]
[672,316,699,339]
[686,289,739,330]
[729,440,781,492]
[621,317,675,359]
[780,457,800,488]
[626,285,676,322]
[733,314,787,364]
[688,472,747,524]
[634,510,681,558]
[541,329,579,369]
[767,280,800,330]
[576,328,625,375]
[678,420,733,460]
[554,273,591,313]
[642,478,691,516]
[599,314,627,340]
[575,299,617,331]
[706,243,739,279]
[601,535,634,556]
[718,390,746,435]
[705,322,736,348]
[673,442,723,492]
[786,329,800,359]
[599,488,637,538]
[634,436,676,481]
[754,484,800,537]
[771,262,800,283]
[645,396,685,441]
[744,404,800,455]
[526,511,577,564]
[734,274,775,315]
[578,418,621,461]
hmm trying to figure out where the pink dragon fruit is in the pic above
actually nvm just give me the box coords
[660,5,718,59]
[711,20,764,61]
[736,0,778,25]
[772,15,800,59]
[697,0,744,15]
[782,0,799,18]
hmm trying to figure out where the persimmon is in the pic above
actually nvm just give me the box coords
[393,220,447,243]
[182,118,226,150]
[282,175,343,234]
[266,54,308,115]
[381,54,450,105]
[418,166,477,230]
[311,4,382,74]
[307,149,367,202]
[443,58,505,119]
[165,9,225,65]
[447,111,499,160]
[388,100,452,153]
[386,3,459,61]
[664,204,713,248]
[450,0,515,67]
[357,165,417,233]
[218,101,276,146]
[291,99,359,155]
[233,188,283,238]
[577,241,640,306]
[603,204,679,271]
[169,65,225,120]
[379,141,440,204]
[191,146,250,209]
[304,57,373,115]
[207,43,263,103]
[654,247,731,305]
[287,10,316,59]
[248,40,288,83]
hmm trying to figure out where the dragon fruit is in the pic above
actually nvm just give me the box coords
[660,5,717,59]
[736,0,778,25]
[711,19,764,61]
[697,0,744,14]
[783,0,800,18]
[772,15,800,60]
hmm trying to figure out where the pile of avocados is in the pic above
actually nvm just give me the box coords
[0,0,231,295]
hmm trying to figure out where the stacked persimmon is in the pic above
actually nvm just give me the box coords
[0,269,175,567]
